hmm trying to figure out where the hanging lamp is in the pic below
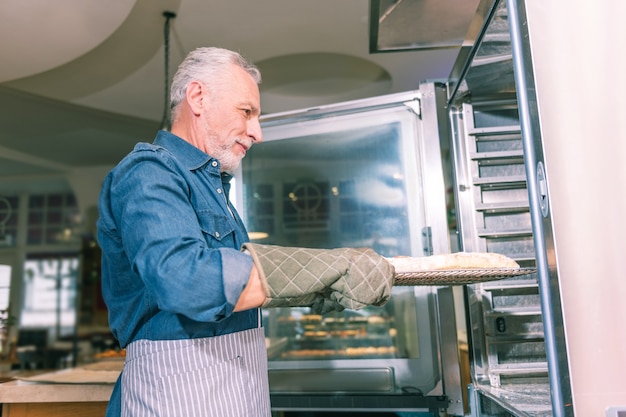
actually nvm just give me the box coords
[160,11,177,131]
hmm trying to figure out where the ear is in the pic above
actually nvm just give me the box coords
[186,81,205,116]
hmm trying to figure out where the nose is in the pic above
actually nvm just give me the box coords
[248,117,263,144]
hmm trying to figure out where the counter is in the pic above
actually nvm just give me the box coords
[0,361,120,417]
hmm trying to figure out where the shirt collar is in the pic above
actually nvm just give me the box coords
[221,173,233,199]
[153,130,220,172]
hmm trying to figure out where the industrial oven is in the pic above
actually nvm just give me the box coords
[233,0,574,415]
[234,85,466,415]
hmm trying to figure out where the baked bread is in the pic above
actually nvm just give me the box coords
[388,252,519,273]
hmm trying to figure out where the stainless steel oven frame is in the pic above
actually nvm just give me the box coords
[235,84,467,415]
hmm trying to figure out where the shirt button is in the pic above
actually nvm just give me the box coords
[217,188,222,194]
[215,231,220,238]
[212,161,218,167]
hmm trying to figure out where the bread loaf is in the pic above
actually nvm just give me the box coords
[388,252,519,273]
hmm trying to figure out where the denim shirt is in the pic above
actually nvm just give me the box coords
[97,130,258,348]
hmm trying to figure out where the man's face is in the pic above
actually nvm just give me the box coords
[200,65,262,172]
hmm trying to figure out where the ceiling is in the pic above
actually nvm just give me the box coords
[0,0,482,193]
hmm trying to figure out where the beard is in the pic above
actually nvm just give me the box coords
[212,143,243,173]
[200,118,248,173]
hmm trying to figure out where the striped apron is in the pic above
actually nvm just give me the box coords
[120,327,271,417]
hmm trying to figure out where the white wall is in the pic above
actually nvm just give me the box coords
[526,2,626,415]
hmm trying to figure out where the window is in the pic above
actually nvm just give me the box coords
[0,265,10,311]
[0,264,10,357]
[0,196,18,247]
[27,193,81,245]
[21,255,79,338]
[18,191,82,337]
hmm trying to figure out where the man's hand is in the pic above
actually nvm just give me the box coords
[234,265,266,311]
[242,243,394,311]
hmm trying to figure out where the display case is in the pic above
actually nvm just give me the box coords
[264,287,436,395]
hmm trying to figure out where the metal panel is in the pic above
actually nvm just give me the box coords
[446,0,569,415]
[506,0,572,415]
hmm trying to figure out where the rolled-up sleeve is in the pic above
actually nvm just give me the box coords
[106,148,252,323]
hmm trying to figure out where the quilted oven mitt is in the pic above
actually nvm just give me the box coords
[242,243,395,312]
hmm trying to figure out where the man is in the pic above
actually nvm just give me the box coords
[97,47,394,417]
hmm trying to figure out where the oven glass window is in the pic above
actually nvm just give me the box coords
[241,106,430,362]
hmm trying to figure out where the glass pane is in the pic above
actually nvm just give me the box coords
[66,193,77,207]
[0,196,18,247]
[28,195,45,209]
[243,110,423,254]
[27,193,81,246]
[47,194,64,208]
[45,227,66,244]
[242,106,426,361]
[21,256,79,338]
[46,210,63,225]
[0,266,9,287]
[28,211,44,225]
[0,265,10,310]
[0,288,9,311]
[27,228,43,245]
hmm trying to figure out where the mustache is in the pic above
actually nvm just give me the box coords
[236,138,253,151]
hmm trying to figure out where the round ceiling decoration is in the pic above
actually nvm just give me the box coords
[0,0,136,82]
[256,52,391,97]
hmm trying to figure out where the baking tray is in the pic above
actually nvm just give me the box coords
[393,267,536,286]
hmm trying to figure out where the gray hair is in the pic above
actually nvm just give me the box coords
[170,47,261,113]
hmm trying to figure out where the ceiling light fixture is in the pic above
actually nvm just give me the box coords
[369,0,480,53]
[248,232,269,241]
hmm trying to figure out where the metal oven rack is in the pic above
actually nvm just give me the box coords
[451,100,547,389]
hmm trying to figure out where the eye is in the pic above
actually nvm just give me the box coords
[242,108,252,117]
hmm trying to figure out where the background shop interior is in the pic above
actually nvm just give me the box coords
[0,1,624,417]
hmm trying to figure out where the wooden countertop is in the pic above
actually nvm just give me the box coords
[0,361,121,404]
